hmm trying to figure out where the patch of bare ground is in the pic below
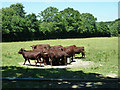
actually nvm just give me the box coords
[105,73,118,78]
[18,59,95,69]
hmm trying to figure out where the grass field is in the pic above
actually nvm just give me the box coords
[1,37,119,88]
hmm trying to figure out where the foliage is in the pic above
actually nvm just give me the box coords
[97,22,111,37]
[38,6,58,22]
[2,3,119,42]
[81,13,97,37]
[2,3,39,41]
[109,19,119,36]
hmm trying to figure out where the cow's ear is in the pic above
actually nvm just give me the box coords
[20,48,23,51]
[21,48,25,51]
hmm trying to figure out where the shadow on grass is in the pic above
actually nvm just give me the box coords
[74,57,85,59]
[1,66,119,88]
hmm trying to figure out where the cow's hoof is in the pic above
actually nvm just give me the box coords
[40,65,43,67]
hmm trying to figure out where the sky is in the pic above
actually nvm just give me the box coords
[1,0,119,22]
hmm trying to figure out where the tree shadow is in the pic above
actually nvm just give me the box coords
[1,66,119,88]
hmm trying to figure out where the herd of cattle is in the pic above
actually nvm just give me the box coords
[18,44,85,66]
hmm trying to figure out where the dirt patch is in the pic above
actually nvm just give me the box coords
[105,73,118,78]
[18,59,95,69]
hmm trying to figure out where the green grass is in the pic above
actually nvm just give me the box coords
[2,37,118,74]
[1,37,119,88]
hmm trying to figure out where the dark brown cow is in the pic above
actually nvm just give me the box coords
[31,44,51,50]
[50,45,63,48]
[18,48,46,66]
[42,48,68,66]
[50,45,63,51]
[66,45,85,58]
[63,46,75,62]
[38,52,50,65]
[68,45,76,48]
[74,46,85,58]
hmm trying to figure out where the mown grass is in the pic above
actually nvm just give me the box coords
[1,37,119,88]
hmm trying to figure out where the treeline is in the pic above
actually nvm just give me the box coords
[1,3,119,42]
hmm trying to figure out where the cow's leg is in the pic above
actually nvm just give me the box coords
[82,52,85,58]
[56,58,60,65]
[35,59,39,65]
[35,61,37,65]
[59,58,63,65]
[37,58,42,67]
[38,58,43,67]
[43,59,47,66]
[28,59,31,65]
[64,57,67,65]
[73,53,75,58]
[50,58,53,66]
[40,60,42,67]
[71,56,73,62]
[23,59,27,65]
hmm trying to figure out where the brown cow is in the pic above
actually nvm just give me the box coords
[31,44,51,50]
[50,45,63,48]
[63,46,75,62]
[66,45,85,58]
[18,48,46,66]
[74,46,85,58]
[42,48,69,66]
[50,45,63,51]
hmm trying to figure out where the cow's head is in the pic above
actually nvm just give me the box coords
[18,48,25,54]
[31,45,37,50]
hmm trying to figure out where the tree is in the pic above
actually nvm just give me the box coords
[58,7,82,37]
[2,7,15,34]
[10,3,26,18]
[25,13,39,32]
[97,22,111,37]
[60,7,81,30]
[2,3,118,42]
[38,6,58,22]
[81,13,97,37]
[2,3,26,41]
[109,19,119,36]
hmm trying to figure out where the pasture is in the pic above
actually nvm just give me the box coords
[1,37,119,88]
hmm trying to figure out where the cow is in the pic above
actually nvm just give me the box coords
[42,48,69,66]
[50,45,63,49]
[66,45,85,58]
[74,46,85,58]
[50,45,63,51]
[38,51,50,65]
[68,45,76,48]
[62,46,75,62]
[32,45,67,66]
[31,44,51,50]
[18,48,46,66]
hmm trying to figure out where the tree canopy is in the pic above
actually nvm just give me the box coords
[1,3,119,42]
